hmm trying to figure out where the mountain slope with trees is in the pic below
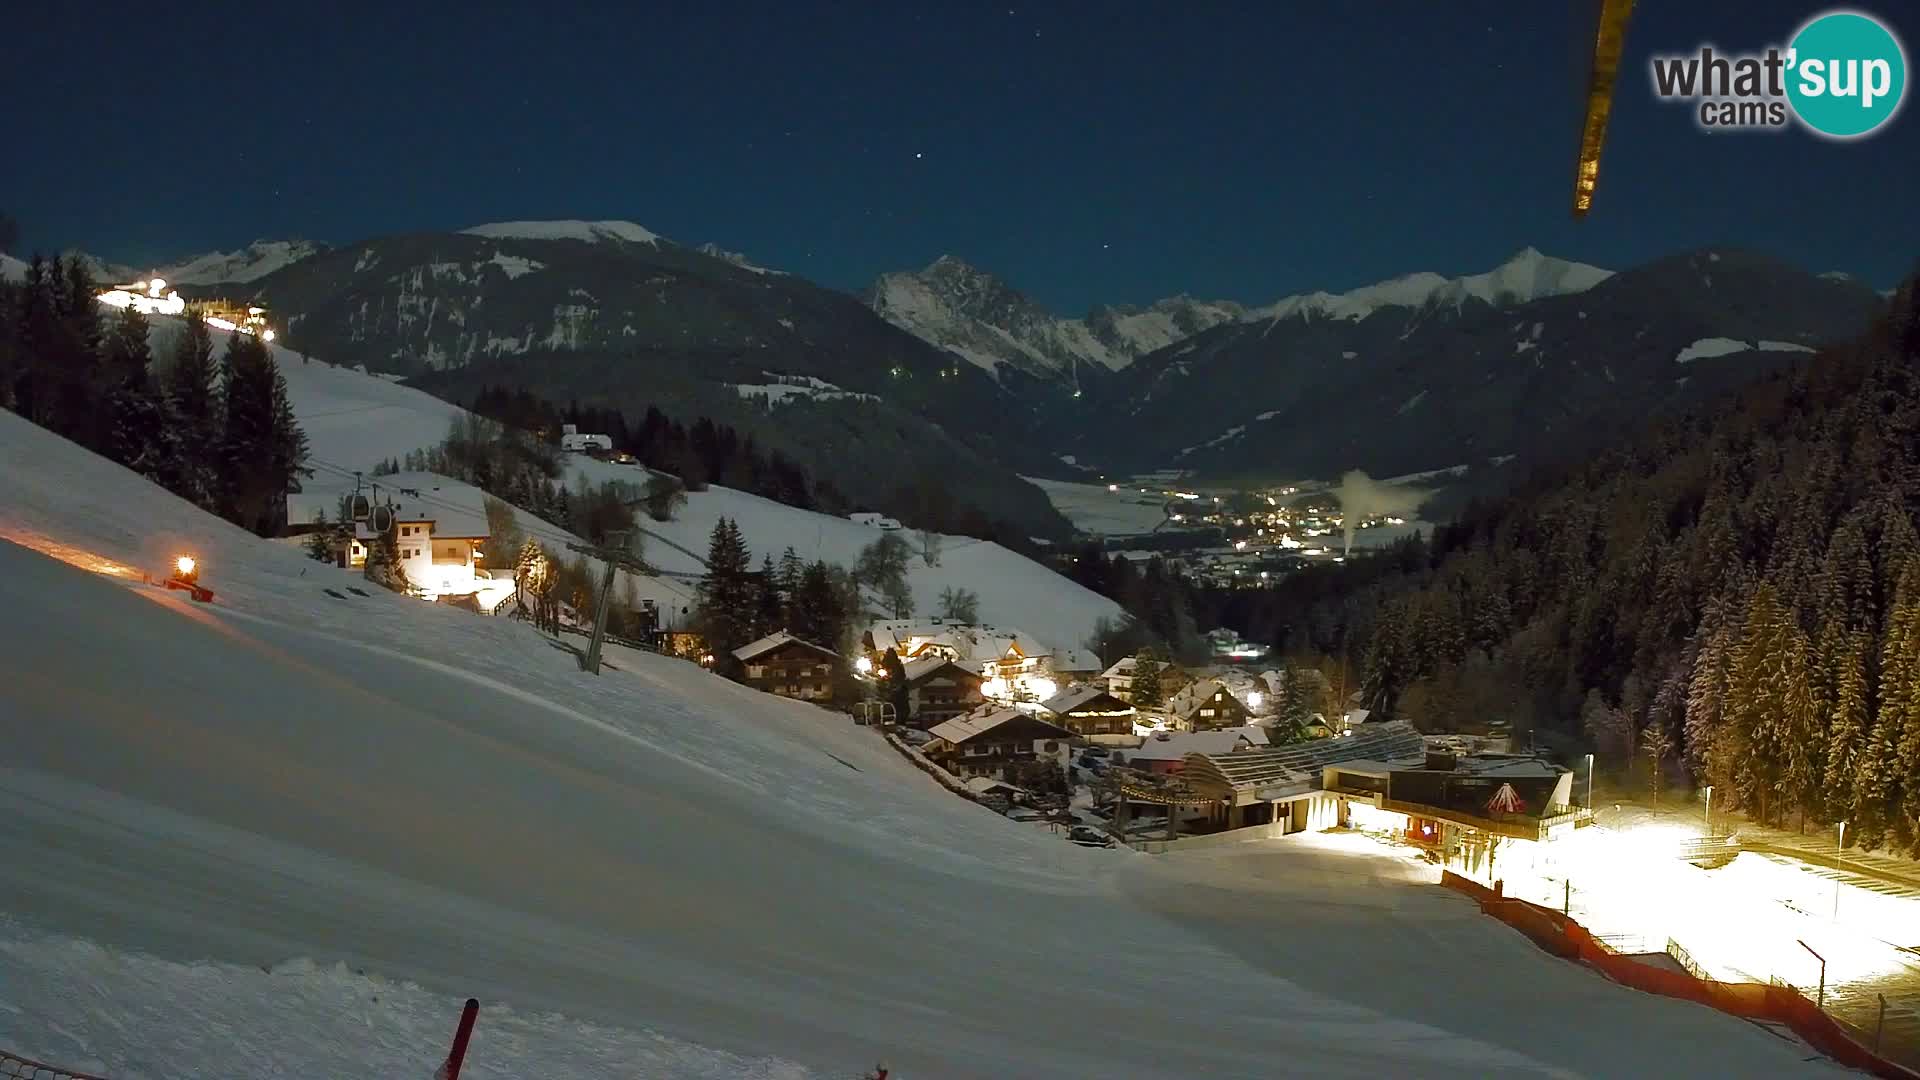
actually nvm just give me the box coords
[237,227,1071,538]
[1256,277,1920,852]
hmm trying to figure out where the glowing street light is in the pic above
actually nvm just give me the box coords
[855,655,873,675]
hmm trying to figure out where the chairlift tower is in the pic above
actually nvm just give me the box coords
[565,532,651,675]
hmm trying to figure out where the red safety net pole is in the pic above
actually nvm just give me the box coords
[434,999,480,1080]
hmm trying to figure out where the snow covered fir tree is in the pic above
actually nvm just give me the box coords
[0,255,309,536]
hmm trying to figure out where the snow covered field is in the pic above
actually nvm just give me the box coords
[0,410,1834,1077]
[1022,476,1176,536]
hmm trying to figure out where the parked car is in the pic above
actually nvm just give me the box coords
[1068,825,1115,848]
[1080,745,1112,758]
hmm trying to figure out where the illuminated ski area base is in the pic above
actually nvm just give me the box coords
[0,411,1832,1078]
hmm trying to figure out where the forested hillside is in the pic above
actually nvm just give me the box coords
[1267,279,1920,853]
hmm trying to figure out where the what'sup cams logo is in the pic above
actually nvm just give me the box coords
[1650,9,1907,138]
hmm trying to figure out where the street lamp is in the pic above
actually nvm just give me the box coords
[1703,784,1713,835]
[1585,753,1595,811]
[1834,820,1848,922]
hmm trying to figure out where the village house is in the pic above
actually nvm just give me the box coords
[559,423,614,454]
[1040,686,1137,739]
[1165,678,1252,731]
[900,655,986,728]
[866,620,1060,703]
[1097,655,1190,704]
[922,707,1075,782]
[733,631,842,703]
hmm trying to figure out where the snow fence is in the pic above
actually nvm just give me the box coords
[2,1050,110,1079]
[1442,872,1920,1080]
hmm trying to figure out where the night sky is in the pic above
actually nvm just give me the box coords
[13,1,1916,312]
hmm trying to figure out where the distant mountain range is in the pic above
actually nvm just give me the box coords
[189,221,1074,538]
[865,256,1242,390]
[52,225,1892,533]
[1069,248,1886,482]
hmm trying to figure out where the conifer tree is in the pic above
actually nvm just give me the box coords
[776,546,804,620]
[1684,600,1735,784]
[755,554,784,638]
[791,560,843,650]
[306,511,337,562]
[1725,584,1793,821]
[162,309,217,507]
[218,331,278,532]
[1823,625,1869,828]
[697,517,756,676]
[1642,716,1674,801]
[102,303,165,480]
[1774,621,1822,828]
[1131,654,1165,708]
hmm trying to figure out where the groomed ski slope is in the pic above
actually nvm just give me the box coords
[0,410,1834,1078]
[252,327,1126,652]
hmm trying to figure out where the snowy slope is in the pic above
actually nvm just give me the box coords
[0,253,26,281]
[1250,248,1612,323]
[165,317,1122,651]
[569,455,1124,654]
[0,410,1830,1078]
[156,239,323,285]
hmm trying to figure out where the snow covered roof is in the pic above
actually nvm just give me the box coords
[926,708,1069,746]
[1041,685,1132,715]
[1100,657,1139,680]
[901,654,979,684]
[1126,729,1262,762]
[1181,722,1427,799]
[870,621,1052,665]
[460,220,661,246]
[1053,648,1102,673]
[733,631,840,664]
[963,776,1021,796]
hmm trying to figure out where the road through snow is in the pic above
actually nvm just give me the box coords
[0,412,1837,1078]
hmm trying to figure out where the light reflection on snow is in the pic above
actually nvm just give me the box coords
[0,526,138,578]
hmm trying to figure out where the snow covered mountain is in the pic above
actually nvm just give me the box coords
[460,219,662,245]
[229,224,1072,537]
[0,403,1834,1079]
[865,256,1241,385]
[156,239,325,286]
[1247,248,1612,323]
[696,241,781,275]
[1073,248,1887,480]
